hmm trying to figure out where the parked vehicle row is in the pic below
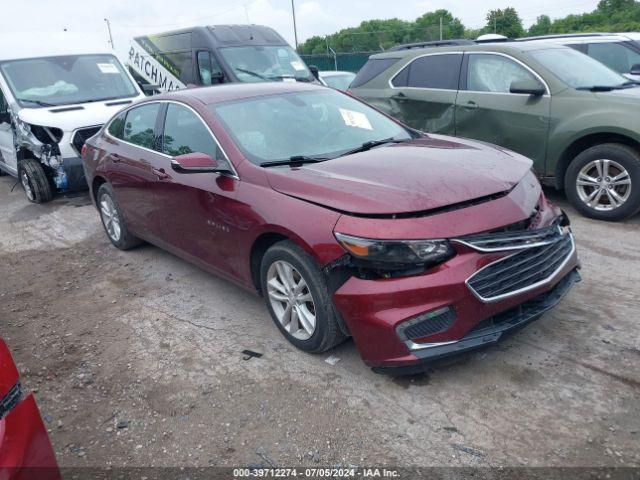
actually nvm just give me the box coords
[81,82,580,373]
[348,41,640,221]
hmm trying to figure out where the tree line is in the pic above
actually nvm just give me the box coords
[299,0,640,54]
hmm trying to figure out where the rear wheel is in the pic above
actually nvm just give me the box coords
[18,159,53,203]
[96,183,143,250]
[565,143,640,221]
[260,240,345,353]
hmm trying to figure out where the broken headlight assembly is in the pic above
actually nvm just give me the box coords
[334,232,455,277]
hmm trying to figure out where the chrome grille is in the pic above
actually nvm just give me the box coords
[466,231,574,302]
[454,224,559,252]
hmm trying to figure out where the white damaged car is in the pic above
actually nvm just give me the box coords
[0,34,145,203]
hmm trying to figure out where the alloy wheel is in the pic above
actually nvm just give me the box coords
[266,260,316,340]
[99,194,122,242]
[21,171,34,201]
[576,159,631,211]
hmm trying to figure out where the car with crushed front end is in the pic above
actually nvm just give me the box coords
[348,41,640,221]
[81,82,580,374]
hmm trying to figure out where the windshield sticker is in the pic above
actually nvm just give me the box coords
[339,108,373,130]
[291,61,306,71]
[97,63,119,74]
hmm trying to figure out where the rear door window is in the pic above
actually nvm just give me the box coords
[393,54,462,89]
[123,103,161,150]
[161,103,224,160]
[350,58,400,88]
[466,54,537,93]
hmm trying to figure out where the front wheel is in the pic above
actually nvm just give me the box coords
[18,159,53,203]
[96,183,143,250]
[260,240,345,353]
[565,143,640,221]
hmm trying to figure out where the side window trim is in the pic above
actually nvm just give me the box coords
[462,52,550,96]
[389,52,464,91]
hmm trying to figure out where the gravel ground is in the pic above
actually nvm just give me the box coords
[0,175,639,469]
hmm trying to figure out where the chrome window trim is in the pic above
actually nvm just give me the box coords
[388,51,464,91]
[463,51,551,97]
[405,339,458,351]
[465,233,575,303]
[104,99,239,180]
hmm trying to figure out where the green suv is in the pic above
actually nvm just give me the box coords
[349,42,640,220]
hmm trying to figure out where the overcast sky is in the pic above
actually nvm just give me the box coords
[4,0,601,59]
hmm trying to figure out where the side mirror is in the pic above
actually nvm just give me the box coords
[171,152,222,174]
[510,79,545,96]
[630,63,640,75]
[142,84,160,95]
[309,65,320,80]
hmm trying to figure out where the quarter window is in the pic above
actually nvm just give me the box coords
[108,112,126,139]
[161,104,223,160]
[393,54,462,89]
[123,103,160,150]
[467,54,537,93]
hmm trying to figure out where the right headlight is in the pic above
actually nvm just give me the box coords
[334,232,455,269]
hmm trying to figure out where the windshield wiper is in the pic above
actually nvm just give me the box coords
[235,68,268,80]
[17,98,58,107]
[261,155,330,168]
[577,81,638,92]
[338,137,411,158]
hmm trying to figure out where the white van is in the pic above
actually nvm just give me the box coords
[0,34,145,203]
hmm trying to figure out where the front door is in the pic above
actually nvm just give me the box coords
[386,53,462,135]
[455,53,551,171]
[0,87,17,174]
[150,102,241,277]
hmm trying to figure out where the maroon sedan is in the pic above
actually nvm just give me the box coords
[81,83,580,373]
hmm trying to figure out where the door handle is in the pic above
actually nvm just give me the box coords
[110,153,121,163]
[463,101,479,111]
[152,167,170,180]
[391,92,408,101]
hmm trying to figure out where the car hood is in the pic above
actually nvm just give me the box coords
[266,136,532,215]
[16,96,144,132]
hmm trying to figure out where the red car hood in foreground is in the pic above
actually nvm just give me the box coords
[266,136,532,215]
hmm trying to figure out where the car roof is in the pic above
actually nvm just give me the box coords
[152,82,325,106]
[517,33,638,45]
[0,33,115,62]
[369,40,570,60]
[133,24,289,48]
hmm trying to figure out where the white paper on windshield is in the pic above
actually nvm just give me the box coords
[97,63,119,74]
[339,108,373,130]
[291,60,306,71]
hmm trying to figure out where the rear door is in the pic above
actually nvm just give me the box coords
[105,102,165,239]
[455,52,550,171]
[150,102,241,276]
[387,53,462,134]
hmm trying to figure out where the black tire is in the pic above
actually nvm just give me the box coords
[18,159,53,203]
[260,240,346,353]
[565,143,640,221]
[96,183,143,250]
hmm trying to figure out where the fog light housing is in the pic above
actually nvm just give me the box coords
[396,306,456,342]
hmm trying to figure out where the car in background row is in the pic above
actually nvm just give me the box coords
[349,42,640,221]
[82,82,579,373]
[517,32,640,82]
[0,338,60,479]
[128,24,318,93]
[0,33,146,203]
[319,71,356,91]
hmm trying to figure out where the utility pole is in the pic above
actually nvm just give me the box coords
[439,16,443,41]
[291,0,299,51]
[104,18,114,50]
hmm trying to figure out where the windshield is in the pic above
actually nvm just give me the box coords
[531,48,631,89]
[219,45,314,83]
[0,54,138,108]
[211,90,412,165]
[322,72,356,90]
